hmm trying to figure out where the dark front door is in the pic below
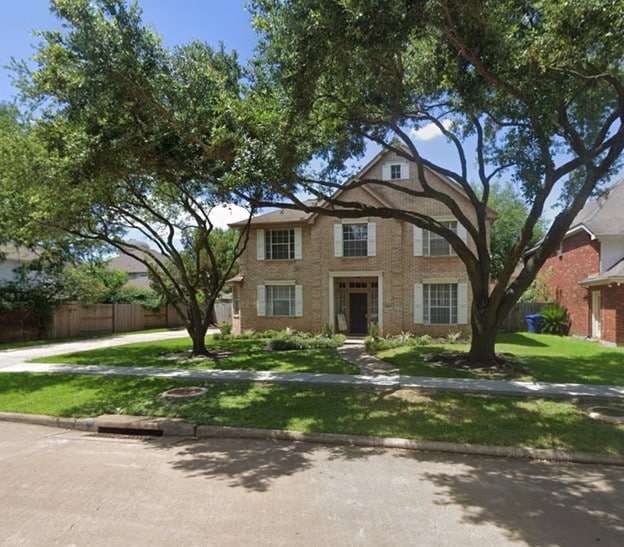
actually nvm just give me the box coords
[349,293,368,335]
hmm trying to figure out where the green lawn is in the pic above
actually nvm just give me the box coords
[377,333,624,385]
[0,373,622,454]
[31,337,359,375]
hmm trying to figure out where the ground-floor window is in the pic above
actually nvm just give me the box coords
[257,283,303,317]
[266,285,295,316]
[415,282,467,325]
[424,283,457,324]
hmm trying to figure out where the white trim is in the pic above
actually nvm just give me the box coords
[414,283,423,324]
[294,227,302,259]
[256,229,265,260]
[457,282,468,324]
[328,271,383,331]
[334,224,343,257]
[413,226,423,256]
[422,278,460,284]
[257,285,266,316]
[341,218,369,225]
[367,222,376,257]
[295,284,303,317]
[263,279,296,286]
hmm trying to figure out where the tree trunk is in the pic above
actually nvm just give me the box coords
[188,321,209,355]
[468,310,499,364]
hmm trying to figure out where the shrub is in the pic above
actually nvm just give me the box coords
[268,333,346,351]
[540,303,569,335]
[219,322,232,336]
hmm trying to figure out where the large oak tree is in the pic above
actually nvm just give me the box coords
[7,0,253,354]
[243,0,624,363]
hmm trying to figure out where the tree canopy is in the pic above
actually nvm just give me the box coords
[244,0,624,362]
[5,0,253,353]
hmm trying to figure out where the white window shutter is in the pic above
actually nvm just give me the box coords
[334,224,343,257]
[257,285,266,317]
[256,229,265,261]
[413,226,423,256]
[294,228,302,259]
[295,285,303,317]
[457,283,468,324]
[382,164,391,181]
[457,223,467,243]
[414,283,423,324]
[401,162,410,179]
[367,222,376,256]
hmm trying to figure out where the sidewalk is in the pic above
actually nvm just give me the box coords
[2,337,623,400]
[4,362,624,399]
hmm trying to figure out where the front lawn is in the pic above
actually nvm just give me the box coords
[30,336,359,375]
[377,333,624,386]
[0,373,622,455]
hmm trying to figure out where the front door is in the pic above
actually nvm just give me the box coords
[349,293,368,335]
[592,290,601,338]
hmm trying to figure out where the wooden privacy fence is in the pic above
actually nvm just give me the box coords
[497,302,546,333]
[0,303,187,343]
[49,303,186,340]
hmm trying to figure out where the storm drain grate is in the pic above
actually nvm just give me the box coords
[97,426,163,437]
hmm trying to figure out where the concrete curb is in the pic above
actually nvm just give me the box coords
[1,411,622,467]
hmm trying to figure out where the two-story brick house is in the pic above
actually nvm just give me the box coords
[228,151,495,336]
[539,178,624,346]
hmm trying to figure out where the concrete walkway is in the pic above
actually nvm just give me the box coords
[2,335,623,400]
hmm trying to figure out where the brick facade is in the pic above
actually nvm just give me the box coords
[541,230,599,338]
[230,152,490,337]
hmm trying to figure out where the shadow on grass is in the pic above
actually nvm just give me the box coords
[496,332,549,347]
[29,338,359,375]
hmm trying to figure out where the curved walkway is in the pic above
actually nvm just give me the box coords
[1,335,623,401]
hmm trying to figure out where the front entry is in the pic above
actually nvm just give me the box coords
[334,276,379,335]
[349,293,368,335]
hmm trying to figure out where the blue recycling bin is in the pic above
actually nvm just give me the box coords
[525,314,543,333]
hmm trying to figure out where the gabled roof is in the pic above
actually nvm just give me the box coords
[230,148,496,227]
[569,178,624,237]
[107,242,165,274]
[230,200,318,227]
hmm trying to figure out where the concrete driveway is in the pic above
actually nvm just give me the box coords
[1,421,622,546]
[0,329,192,370]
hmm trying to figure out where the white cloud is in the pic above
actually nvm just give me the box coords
[208,204,252,229]
[410,119,453,141]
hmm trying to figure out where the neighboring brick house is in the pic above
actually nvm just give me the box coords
[539,178,624,346]
[228,151,496,336]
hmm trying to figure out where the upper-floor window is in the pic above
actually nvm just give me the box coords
[266,229,295,260]
[424,221,458,256]
[334,222,376,257]
[414,220,465,257]
[390,164,402,180]
[343,223,368,257]
[382,161,409,181]
[256,228,302,260]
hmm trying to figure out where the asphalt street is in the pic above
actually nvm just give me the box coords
[1,421,623,546]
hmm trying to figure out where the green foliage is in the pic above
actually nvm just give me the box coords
[0,279,62,330]
[5,0,253,354]
[111,286,164,310]
[249,0,624,363]
[519,267,554,303]
[487,182,545,281]
[365,332,433,352]
[219,323,232,336]
[540,303,570,335]
[268,333,346,351]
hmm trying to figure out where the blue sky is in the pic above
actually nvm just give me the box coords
[2,0,607,224]
[0,0,258,102]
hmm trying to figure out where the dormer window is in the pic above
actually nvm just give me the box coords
[382,162,409,181]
